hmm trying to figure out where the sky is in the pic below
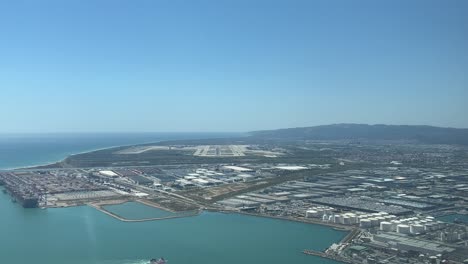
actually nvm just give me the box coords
[0,0,467,133]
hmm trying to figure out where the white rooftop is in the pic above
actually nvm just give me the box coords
[275,166,308,171]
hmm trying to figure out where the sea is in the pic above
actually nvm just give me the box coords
[0,132,240,170]
[0,133,345,264]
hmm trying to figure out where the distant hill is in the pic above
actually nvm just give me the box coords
[249,124,468,145]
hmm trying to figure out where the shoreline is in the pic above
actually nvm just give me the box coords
[4,132,244,171]
[3,141,164,171]
[216,209,353,231]
[88,199,201,222]
[6,141,162,171]
[85,198,353,233]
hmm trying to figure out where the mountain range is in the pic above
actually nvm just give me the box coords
[250,124,468,145]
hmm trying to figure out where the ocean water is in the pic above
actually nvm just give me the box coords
[0,133,345,264]
[103,202,190,220]
[0,189,345,264]
[0,132,239,169]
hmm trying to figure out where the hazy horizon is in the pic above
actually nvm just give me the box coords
[1,0,467,133]
[1,122,468,135]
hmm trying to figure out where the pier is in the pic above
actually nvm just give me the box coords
[303,228,360,264]
[88,201,200,222]
[302,249,354,264]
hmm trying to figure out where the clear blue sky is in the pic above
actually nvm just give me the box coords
[0,0,467,132]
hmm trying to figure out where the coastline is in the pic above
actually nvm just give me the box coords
[215,209,353,231]
[10,146,135,171]
[2,133,356,232]
[81,196,353,233]
[88,200,201,222]
[4,141,164,171]
[87,199,350,234]
[1,132,242,171]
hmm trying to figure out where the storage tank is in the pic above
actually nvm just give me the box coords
[376,216,386,223]
[383,215,393,221]
[360,219,371,228]
[306,210,318,218]
[369,218,379,227]
[334,214,342,224]
[387,215,397,221]
[429,256,437,264]
[358,215,367,223]
[410,224,425,234]
[348,214,358,224]
[424,222,435,231]
[343,216,351,225]
[316,209,325,216]
[397,224,411,234]
[380,221,393,232]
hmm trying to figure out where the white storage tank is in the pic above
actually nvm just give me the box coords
[348,214,358,224]
[383,215,393,221]
[359,214,369,219]
[376,216,386,223]
[410,224,425,234]
[424,223,435,231]
[397,224,411,234]
[380,221,393,232]
[306,210,318,218]
[369,218,379,227]
[334,214,342,224]
[387,215,397,221]
[343,216,351,225]
[360,219,371,228]
[391,220,401,229]
[316,209,325,216]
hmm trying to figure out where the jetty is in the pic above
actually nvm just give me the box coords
[303,249,354,263]
[88,202,200,222]
[303,228,360,264]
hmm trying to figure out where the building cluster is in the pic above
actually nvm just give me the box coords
[214,164,468,264]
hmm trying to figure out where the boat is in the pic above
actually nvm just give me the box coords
[150,257,167,264]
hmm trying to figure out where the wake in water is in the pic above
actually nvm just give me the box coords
[96,259,149,264]
[97,257,168,264]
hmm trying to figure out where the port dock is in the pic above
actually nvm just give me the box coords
[302,249,354,263]
[303,228,360,264]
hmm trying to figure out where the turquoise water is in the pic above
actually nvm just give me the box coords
[438,214,468,224]
[0,189,345,264]
[0,132,239,169]
[103,202,191,220]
